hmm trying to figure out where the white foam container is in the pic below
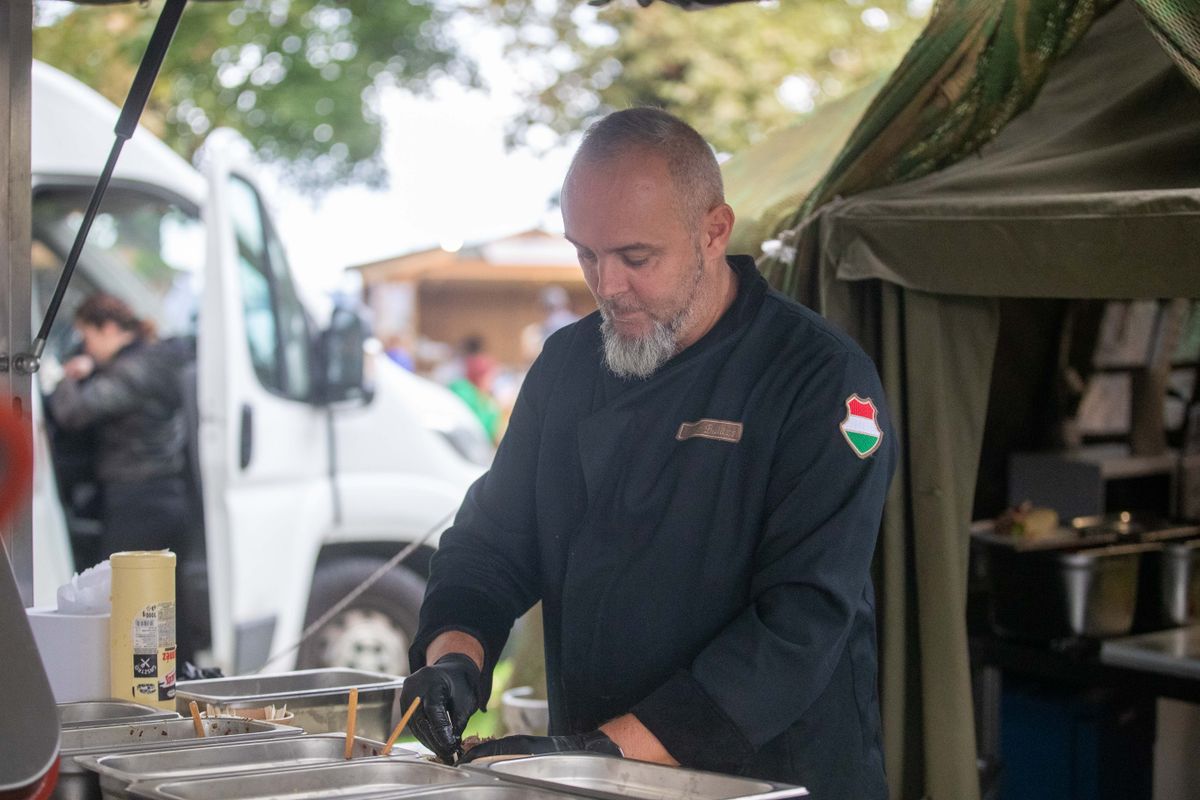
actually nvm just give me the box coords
[26,606,111,703]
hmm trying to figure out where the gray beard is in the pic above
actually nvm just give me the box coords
[600,312,683,380]
[599,253,704,380]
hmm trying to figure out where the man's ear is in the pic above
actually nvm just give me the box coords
[703,203,735,254]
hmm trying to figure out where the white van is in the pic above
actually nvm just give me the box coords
[29,61,488,676]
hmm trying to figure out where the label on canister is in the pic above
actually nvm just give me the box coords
[128,601,176,702]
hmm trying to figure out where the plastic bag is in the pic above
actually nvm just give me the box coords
[56,559,111,614]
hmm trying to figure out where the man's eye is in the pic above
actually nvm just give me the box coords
[622,255,648,268]
[576,250,596,264]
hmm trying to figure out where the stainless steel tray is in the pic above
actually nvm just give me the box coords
[56,718,304,800]
[383,786,595,799]
[126,759,475,800]
[175,669,403,741]
[76,734,415,800]
[469,754,809,800]
[59,701,180,729]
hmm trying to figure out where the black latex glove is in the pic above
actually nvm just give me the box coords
[461,730,622,763]
[396,653,482,764]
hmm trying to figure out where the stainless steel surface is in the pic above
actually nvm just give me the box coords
[385,786,594,799]
[969,519,1119,552]
[55,718,303,800]
[127,759,474,800]
[471,754,809,800]
[985,541,1157,640]
[1141,539,1200,628]
[175,668,403,741]
[59,701,180,729]
[0,540,59,792]
[76,734,414,800]
[1070,513,1199,543]
[1101,625,1200,679]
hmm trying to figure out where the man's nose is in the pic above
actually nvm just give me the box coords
[594,257,628,302]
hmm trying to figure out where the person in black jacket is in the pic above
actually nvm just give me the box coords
[397,108,896,799]
[50,293,189,561]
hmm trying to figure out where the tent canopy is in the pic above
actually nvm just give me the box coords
[723,4,1199,799]
[723,77,883,258]
[815,4,1200,299]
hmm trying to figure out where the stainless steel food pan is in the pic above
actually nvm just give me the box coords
[1136,538,1200,629]
[382,786,595,799]
[126,759,475,800]
[75,734,415,800]
[987,542,1157,640]
[59,701,180,729]
[469,754,809,800]
[55,718,303,800]
[175,668,403,740]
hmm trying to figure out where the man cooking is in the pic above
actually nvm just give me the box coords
[398,107,896,799]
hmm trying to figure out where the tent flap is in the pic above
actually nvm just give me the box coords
[821,3,1200,298]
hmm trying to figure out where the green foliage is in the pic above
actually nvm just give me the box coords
[475,0,929,154]
[34,0,475,193]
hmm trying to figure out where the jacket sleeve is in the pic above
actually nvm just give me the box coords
[49,366,143,431]
[408,348,554,705]
[631,351,897,771]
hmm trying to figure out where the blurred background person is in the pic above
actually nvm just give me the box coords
[48,293,189,561]
[447,336,504,444]
[520,285,581,364]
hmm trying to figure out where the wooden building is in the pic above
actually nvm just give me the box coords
[349,229,593,368]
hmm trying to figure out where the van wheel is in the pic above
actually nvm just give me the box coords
[296,558,425,676]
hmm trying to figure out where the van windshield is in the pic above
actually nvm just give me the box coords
[32,185,204,363]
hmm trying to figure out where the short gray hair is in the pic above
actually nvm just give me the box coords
[571,107,724,225]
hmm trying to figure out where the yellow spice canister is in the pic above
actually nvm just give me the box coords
[109,551,177,709]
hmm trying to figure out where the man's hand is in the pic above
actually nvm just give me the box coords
[460,730,621,763]
[396,653,482,764]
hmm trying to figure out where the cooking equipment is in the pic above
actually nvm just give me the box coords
[1101,625,1200,680]
[1136,538,1200,629]
[986,541,1156,639]
[377,787,594,799]
[75,734,413,800]
[974,513,1200,639]
[59,702,179,729]
[467,753,809,800]
[55,717,302,800]
[0,406,59,799]
[125,759,475,800]
[1071,513,1199,543]
[174,668,403,741]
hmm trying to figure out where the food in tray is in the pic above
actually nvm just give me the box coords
[204,702,293,722]
[461,735,494,755]
[995,503,1059,541]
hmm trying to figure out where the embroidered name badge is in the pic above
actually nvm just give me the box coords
[676,419,744,444]
[840,394,883,458]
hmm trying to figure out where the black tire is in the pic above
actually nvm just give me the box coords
[296,557,426,675]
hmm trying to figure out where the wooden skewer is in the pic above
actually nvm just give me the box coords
[381,697,421,756]
[344,687,359,760]
[188,700,205,738]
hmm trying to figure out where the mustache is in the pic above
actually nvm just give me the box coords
[598,298,644,318]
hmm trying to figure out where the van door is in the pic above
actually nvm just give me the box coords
[200,149,333,673]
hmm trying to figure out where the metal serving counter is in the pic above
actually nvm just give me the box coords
[1101,625,1200,680]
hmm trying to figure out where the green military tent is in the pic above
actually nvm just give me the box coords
[722,1,1200,798]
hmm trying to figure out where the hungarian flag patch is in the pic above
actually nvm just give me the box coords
[840,394,883,458]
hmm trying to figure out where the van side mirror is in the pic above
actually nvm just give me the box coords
[316,306,370,404]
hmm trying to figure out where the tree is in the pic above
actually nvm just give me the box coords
[475,0,929,154]
[34,0,475,193]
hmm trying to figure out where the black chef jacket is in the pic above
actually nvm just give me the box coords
[412,255,896,799]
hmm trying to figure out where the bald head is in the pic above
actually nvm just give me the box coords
[565,107,724,227]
